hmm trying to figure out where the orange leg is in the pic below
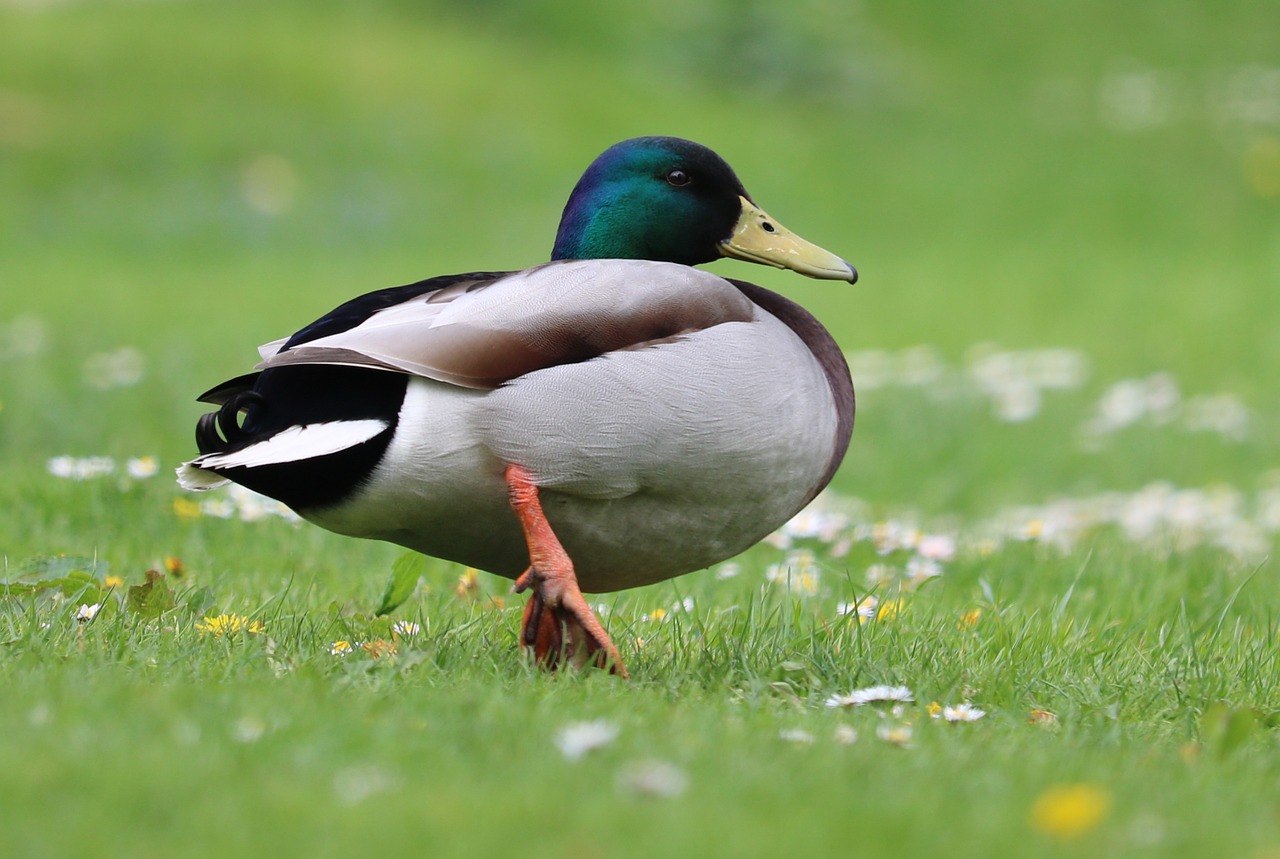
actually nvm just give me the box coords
[505,463,628,678]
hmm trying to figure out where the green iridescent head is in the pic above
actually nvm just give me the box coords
[551,136,856,282]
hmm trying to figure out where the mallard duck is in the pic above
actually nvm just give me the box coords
[179,136,856,677]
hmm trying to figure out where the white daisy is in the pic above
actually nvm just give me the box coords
[554,720,619,761]
[825,685,914,708]
[125,455,159,479]
[938,703,987,723]
[391,620,420,637]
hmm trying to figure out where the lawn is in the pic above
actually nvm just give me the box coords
[2,0,1280,856]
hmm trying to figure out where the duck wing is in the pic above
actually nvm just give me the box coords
[256,259,755,389]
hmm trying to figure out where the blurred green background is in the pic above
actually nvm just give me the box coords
[2,7,1280,856]
[1,0,1278,515]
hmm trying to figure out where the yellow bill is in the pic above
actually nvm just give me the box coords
[719,196,857,282]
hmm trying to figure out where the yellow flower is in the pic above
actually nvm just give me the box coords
[330,640,354,656]
[103,575,125,589]
[927,701,943,718]
[173,498,201,522]
[795,571,820,596]
[959,608,983,628]
[164,556,187,577]
[196,614,265,637]
[455,568,480,599]
[876,599,904,621]
[644,607,668,623]
[1030,783,1110,839]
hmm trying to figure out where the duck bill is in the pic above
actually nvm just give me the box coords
[719,197,857,283]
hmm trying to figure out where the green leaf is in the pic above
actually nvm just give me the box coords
[126,570,176,619]
[375,552,425,616]
[1,556,113,602]
[59,570,106,606]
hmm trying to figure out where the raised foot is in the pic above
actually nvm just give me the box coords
[505,463,628,678]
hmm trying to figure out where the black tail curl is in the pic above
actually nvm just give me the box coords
[195,390,266,455]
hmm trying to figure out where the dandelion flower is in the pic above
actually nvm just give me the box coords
[825,685,914,708]
[554,720,619,761]
[876,599,904,621]
[196,614,265,636]
[74,603,101,623]
[1030,783,1111,839]
[103,575,124,589]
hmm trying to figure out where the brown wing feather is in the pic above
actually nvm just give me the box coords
[257,260,755,389]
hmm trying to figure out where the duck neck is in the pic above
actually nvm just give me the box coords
[551,184,655,262]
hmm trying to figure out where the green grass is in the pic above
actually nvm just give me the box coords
[3,0,1280,856]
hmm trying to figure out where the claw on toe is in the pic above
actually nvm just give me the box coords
[505,464,628,678]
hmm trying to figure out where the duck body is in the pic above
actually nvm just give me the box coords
[187,259,851,593]
[182,136,858,672]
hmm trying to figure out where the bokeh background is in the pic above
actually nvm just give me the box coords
[2,0,1278,518]
[3,4,1280,856]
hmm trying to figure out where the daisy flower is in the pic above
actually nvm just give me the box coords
[875,723,913,747]
[936,703,987,723]
[554,720,619,761]
[825,685,914,708]
[126,456,159,479]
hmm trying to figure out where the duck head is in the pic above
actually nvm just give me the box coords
[551,136,857,283]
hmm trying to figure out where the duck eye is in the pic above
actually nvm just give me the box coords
[665,169,691,187]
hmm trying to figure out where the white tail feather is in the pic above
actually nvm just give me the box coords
[181,419,390,476]
[176,463,231,491]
